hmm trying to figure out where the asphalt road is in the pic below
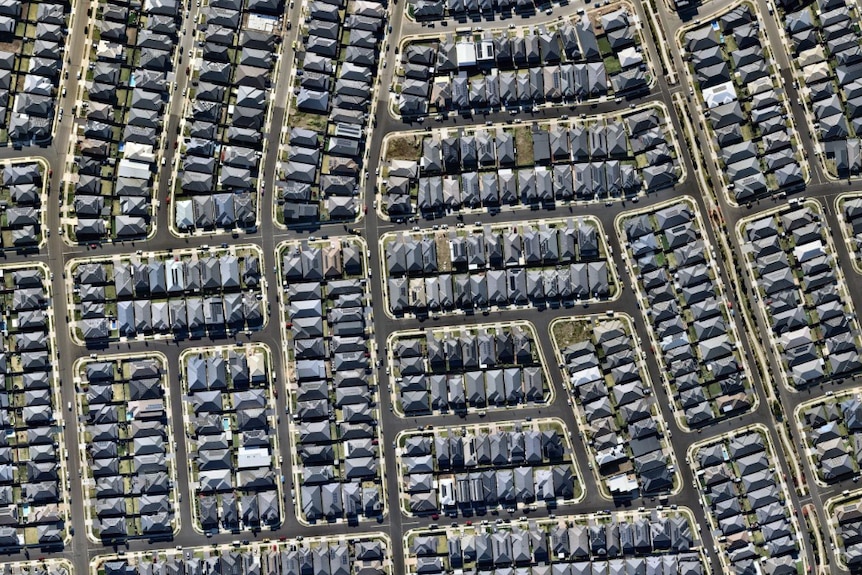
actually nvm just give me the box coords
[7,0,862,572]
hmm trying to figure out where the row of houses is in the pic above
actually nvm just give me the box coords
[385,224,611,314]
[385,113,677,216]
[392,325,548,415]
[386,219,603,273]
[1,163,43,247]
[685,7,804,202]
[108,294,263,338]
[624,202,753,427]
[742,205,862,388]
[174,193,257,233]
[387,261,610,315]
[387,162,649,217]
[396,365,545,415]
[782,0,862,177]
[174,0,284,232]
[83,357,175,539]
[275,128,324,223]
[2,0,68,145]
[397,324,537,372]
[0,564,69,575]
[278,126,362,222]
[281,241,364,283]
[397,13,646,116]
[696,430,800,573]
[835,499,862,568]
[400,424,576,515]
[408,515,702,575]
[0,267,64,548]
[420,112,672,175]
[74,0,185,240]
[72,249,265,341]
[75,253,261,295]
[561,318,673,496]
[280,239,383,524]
[101,537,388,575]
[843,197,862,265]
[280,0,387,223]
[408,0,568,20]
[398,63,615,117]
[185,347,281,533]
[799,393,862,483]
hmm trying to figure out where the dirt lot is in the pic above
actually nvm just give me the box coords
[386,134,423,162]
[552,319,592,351]
[435,233,451,272]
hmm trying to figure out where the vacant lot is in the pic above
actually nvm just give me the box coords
[290,108,328,133]
[552,319,591,351]
[387,134,423,161]
[514,127,533,166]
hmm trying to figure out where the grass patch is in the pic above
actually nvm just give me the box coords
[723,34,738,53]
[289,108,328,133]
[603,55,621,75]
[514,127,533,167]
[386,134,423,161]
[597,36,613,58]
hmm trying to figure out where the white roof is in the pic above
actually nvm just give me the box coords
[803,62,831,84]
[607,473,639,493]
[117,158,151,180]
[124,142,155,164]
[476,39,495,61]
[793,240,825,263]
[166,259,185,291]
[438,477,455,506]
[702,81,737,109]
[248,351,266,380]
[237,446,270,469]
[618,46,643,68]
[456,41,476,67]
[797,46,826,67]
[747,76,774,95]
[570,366,602,386]
[175,200,194,228]
[96,40,122,59]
